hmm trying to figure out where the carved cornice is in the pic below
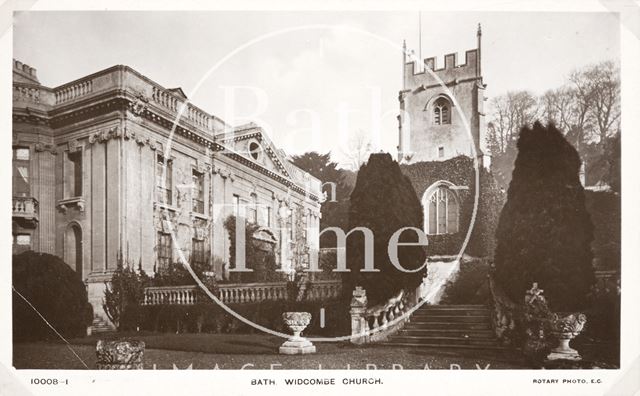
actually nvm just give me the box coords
[13,85,319,201]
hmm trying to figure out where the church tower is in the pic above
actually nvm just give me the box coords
[398,24,490,168]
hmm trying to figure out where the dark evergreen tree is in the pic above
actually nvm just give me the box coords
[494,122,594,311]
[13,251,93,341]
[290,152,356,248]
[346,153,427,305]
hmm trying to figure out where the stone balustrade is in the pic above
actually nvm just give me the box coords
[218,282,289,303]
[14,84,42,104]
[143,285,199,305]
[144,280,343,306]
[55,79,93,104]
[12,196,39,225]
[304,280,342,301]
[350,287,415,344]
[186,104,211,130]
[152,86,179,112]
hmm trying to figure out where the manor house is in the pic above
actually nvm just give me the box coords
[12,60,321,312]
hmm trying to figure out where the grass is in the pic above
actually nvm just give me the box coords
[13,332,528,370]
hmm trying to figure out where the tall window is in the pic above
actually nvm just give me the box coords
[192,169,204,214]
[192,238,206,268]
[13,147,30,197]
[157,232,172,270]
[156,155,172,205]
[426,186,459,235]
[433,97,451,125]
[247,194,258,224]
[64,150,82,197]
[233,194,241,218]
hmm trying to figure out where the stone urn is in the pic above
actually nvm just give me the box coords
[279,312,316,355]
[96,340,145,369]
[547,313,587,361]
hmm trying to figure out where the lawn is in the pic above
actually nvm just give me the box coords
[13,333,528,370]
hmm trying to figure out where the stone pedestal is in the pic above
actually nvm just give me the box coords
[279,337,316,355]
[279,312,316,355]
[546,334,581,361]
[96,340,145,369]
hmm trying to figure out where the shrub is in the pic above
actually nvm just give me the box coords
[494,122,595,311]
[13,251,93,341]
[346,153,427,305]
[440,258,491,304]
[103,259,150,331]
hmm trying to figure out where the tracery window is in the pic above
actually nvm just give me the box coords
[433,97,451,125]
[426,186,459,235]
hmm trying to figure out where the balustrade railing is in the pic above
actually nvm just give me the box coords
[305,280,342,301]
[218,282,289,303]
[14,85,42,104]
[12,196,39,221]
[144,285,199,305]
[144,280,343,306]
[350,287,415,344]
[55,79,93,104]
[152,86,179,112]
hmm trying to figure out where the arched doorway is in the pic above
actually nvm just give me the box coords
[64,223,83,277]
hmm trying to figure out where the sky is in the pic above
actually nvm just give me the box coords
[13,11,620,167]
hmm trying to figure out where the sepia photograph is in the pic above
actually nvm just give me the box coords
[3,2,639,395]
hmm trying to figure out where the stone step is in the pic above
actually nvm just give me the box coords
[412,308,490,317]
[388,335,500,347]
[379,341,507,351]
[403,321,491,330]
[409,315,490,324]
[399,328,496,338]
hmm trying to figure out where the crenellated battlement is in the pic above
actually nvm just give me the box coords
[13,59,39,83]
[402,48,481,92]
[404,49,478,78]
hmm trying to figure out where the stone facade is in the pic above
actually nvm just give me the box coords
[12,60,321,321]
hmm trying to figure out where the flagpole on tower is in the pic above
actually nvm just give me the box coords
[418,11,422,70]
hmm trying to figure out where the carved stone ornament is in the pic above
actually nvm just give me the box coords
[88,126,120,145]
[34,142,57,154]
[279,312,315,355]
[547,313,587,361]
[129,94,149,116]
[351,286,368,308]
[68,139,81,153]
[96,340,145,370]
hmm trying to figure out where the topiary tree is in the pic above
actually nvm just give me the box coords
[494,122,595,311]
[346,152,427,305]
[13,251,93,341]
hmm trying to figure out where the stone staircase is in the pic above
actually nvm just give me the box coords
[90,316,114,334]
[383,304,504,350]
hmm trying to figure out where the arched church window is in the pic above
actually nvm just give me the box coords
[425,186,459,235]
[433,97,451,125]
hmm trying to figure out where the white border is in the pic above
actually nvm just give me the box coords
[1,2,639,396]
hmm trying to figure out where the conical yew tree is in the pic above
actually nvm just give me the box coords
[494,122,594,311]
[346,153,427,305]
